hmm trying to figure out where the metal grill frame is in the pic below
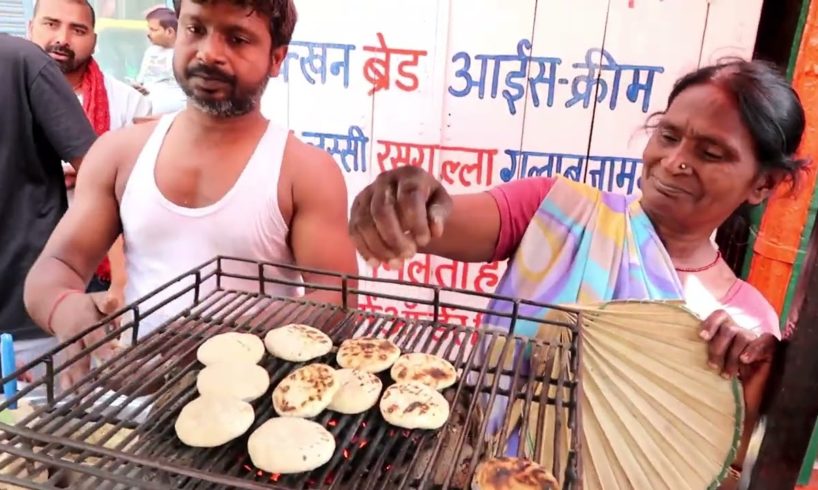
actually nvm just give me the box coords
[0,256,583,489]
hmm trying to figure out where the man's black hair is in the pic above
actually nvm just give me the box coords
[171,0,297,47]
[146,7,178,31]
[33,0,96,27]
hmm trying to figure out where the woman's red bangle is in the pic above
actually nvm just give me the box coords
[46,289,82,334]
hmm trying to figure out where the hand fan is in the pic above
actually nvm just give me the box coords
[500,300,743,490]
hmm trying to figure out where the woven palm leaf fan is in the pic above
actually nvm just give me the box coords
[497,300,743,490]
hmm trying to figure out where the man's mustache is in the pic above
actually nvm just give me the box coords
[45,43,74,59]
[186,64,235,85]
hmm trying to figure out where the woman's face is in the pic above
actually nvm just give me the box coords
[640,83,774,233]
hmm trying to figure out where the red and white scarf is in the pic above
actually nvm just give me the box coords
[79,58,113,282]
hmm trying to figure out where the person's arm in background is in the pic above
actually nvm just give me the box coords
[129,73,155,122]
[288,141,359,308]
[131,47,151,94]
[28,49,97,171]
[134,48,149,85]
[132,92,153,119]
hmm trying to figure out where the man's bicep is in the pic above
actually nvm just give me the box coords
[292,207,358,279]
[29,61,97,163]
[290,166,358,282]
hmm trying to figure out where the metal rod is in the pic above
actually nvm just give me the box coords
[258,263,266,296]
[341,275,349,311]
[130,305,141,346]
[553,343,568,478]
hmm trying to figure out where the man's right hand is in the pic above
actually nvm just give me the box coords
[49,291,123,390]
[64,165,77,190]
[348,166,453,267]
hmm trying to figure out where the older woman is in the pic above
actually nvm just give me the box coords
[348,59,806,486]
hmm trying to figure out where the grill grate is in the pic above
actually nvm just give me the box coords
[0,257,581,489]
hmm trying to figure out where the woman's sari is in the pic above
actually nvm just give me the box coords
[479,176,685,458]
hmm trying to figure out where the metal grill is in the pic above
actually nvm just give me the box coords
[0,257,581,489]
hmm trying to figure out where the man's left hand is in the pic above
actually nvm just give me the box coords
[700,309,778,380]
[14,359,32,383]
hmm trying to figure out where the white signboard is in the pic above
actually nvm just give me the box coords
[259,0,764,335]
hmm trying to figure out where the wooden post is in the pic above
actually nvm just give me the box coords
[749,219,818,489]
[747,0,818,321]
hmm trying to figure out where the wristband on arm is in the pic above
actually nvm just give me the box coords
[46,289,83,334]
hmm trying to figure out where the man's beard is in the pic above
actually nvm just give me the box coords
[176,62,268,118]
[45,43,88,74]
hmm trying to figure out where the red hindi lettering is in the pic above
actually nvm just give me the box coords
[360,295,402,318]
[439,307,470,328]
[406,254,433,284]
[375,140,437,175]
[439,147,498,188]
[358,295,383,314]
[400,302,432,322]
[395,56,422,92]
[363,33,390,94]
[473,262,502,293]
[472,312,484,328]
[458,148,496,187]
[372,261,406,282]
[383,301,401,317]
[433,259,469,290]
[362,32,428,95]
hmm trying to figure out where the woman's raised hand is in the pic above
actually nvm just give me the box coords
[349,166,453,267]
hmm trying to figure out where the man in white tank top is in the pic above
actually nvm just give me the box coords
[23,0,359,388]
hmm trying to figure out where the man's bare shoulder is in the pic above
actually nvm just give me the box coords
[282,132,348,208]
[102,119,158,149]
[86,119,160,198]
[284,132,343,177]
[86,119,157,163]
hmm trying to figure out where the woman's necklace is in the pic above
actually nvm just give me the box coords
[674,250,722,273]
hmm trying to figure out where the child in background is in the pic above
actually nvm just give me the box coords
[133,6,186,114]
